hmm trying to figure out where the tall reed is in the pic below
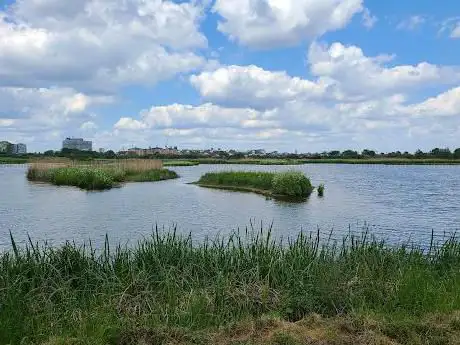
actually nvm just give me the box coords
[2,228,460,344]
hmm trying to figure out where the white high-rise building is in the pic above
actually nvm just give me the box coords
[62,138,93,151]
[12,143,27,154]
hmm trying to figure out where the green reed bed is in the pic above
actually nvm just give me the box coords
[163,160,200,167]
[2,228,460,345]
[0,156,28,164]
[27,166,178,190]
[195,171,314,200]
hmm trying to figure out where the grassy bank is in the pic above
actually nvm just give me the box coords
[2,229,460,345]
[27,159,178,190]
[195,171,314,199]
[168,157,460,165]
[0,156,28,164]
[194,158,306,165]
[299,158,460,165]
[163,160,200,167]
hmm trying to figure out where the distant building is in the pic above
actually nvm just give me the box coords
[11,143,27,154]
[119,146,180,156]
[62,138,92,151]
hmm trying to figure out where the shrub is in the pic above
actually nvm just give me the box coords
[317,184,325,197]
[272,171,313,198]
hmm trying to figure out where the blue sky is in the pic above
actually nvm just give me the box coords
[0,0,459,152]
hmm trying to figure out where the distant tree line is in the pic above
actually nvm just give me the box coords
[1,147,459,160]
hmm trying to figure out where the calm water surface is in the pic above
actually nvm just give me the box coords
[1,164,459,249]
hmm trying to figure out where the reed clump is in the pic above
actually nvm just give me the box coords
[2,228,460,344]
[195,171,313,199]
[317,183,325,197]
[27,159,177,190]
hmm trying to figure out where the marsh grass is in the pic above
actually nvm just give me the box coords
[2,228,460,344]
[317,184,325,197]
[196,171,313,199]
[163,160,200,167]
[0,156,28,164]
[27,159,176,190]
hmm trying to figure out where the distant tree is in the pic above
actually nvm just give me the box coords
[342,150,359,159]
[414,149,425,158]
[362,149,376,157]
[328,151,341,158]
[104,150,116,159]
[44,150,55,156]
[430,148,451,159]
[454,148,460,159]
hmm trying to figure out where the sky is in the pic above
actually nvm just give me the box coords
[0,0,459,153]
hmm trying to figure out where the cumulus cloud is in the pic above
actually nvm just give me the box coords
[308,42,460,100]
[0,0,207,91]
[0,87,110,149]
[212,0,364,48]
[110,40,460,152]
[190,65,326,110]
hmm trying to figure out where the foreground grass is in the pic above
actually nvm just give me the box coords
[2,228,460,345]
[195,171,314,199]
[27,165,178,190]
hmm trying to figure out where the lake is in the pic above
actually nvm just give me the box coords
[1,164,459,250]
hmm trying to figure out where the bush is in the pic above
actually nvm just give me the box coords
[317,184,325,197]
[272,171,313,198]
[50,167,114,190]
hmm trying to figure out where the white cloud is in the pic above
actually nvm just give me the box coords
[108,38,460,152]
[190,43,460,111]
[308,42,460,100]
[406,87,460,117]
[396,15,426,31]
[191,65,325,110]
[362,8,377,29]
[212,0,364,48]
[80,121,98,130]
[0,87,110,149]
[451,23,460,38]
[0,0,207,91]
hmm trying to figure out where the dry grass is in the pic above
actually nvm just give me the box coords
[29,159,163,172]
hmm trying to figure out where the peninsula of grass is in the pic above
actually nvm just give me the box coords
[26,159,178,190]
[163,160,200,167]
[3,229,460,345]
[194,171,314,200]
[0,156,28,164]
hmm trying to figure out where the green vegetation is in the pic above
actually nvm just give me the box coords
[27,161,178,190]
[28,167,115,190]
[163,160,200,167]
[0,156,28,164]
[194,158,307,165]
[271,171,313,198]
[2,229,460,345]
[195,171,313,200]
[123,168,178,182]
[317,184,325,197]
[299,158,460,165]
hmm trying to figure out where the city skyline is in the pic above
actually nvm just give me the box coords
[0,0,459,152]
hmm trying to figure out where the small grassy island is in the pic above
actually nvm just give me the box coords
[27,159,178,190]
[194,171,314,200]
